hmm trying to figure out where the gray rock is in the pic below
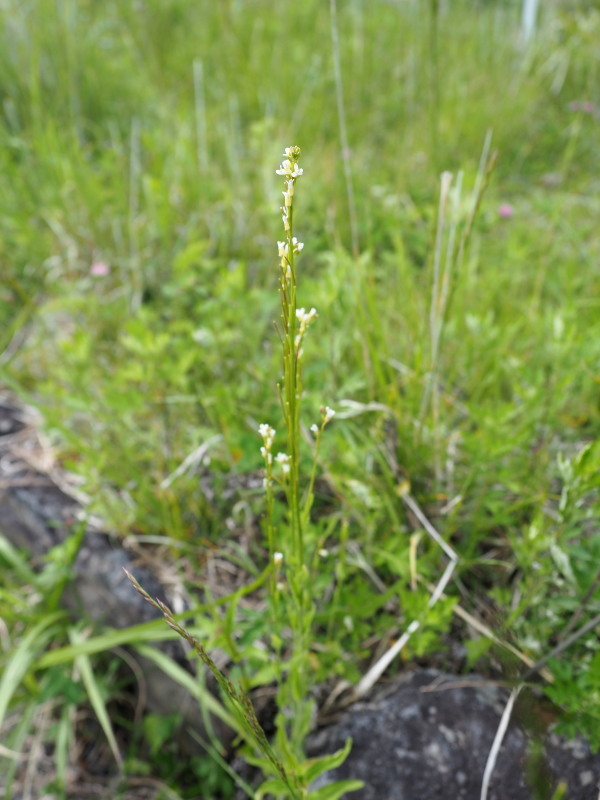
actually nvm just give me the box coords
[307,670,600,799]
[0,392,228,749]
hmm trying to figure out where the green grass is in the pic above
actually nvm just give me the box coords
[0,0,599,797]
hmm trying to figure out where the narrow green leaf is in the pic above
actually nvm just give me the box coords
[35,617,178,668]
[133,642,239,734]
[308,779,364,800]
[70,629,122,767]
[0,535,37,584]
[301,738,354,784]
[0,699,36,800]
[35,566,271,670]
[55,703,72,791]
[0,611,64,729]
[255,777,294,799]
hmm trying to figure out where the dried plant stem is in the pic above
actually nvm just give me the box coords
[330,0,359,257]
[480,685,522,800]
[352,492,458,701]
[521,611,600,682]
[420,135,497,483]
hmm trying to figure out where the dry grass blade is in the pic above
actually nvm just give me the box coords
[352,492,458,701]
[480,684,522,800]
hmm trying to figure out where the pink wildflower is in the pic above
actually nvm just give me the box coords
[498,204,513,219]
[568,101,596,114]
[90,262,110,277]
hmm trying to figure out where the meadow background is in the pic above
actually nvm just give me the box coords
[0,0,599,798]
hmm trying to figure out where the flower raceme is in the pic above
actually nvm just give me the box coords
[275,146,303,179]
[258,424,276,450]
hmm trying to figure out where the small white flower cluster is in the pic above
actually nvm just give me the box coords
[277,238,304,258]
[296,306,317,326]
[277,238,304,277]
[258,423,276,448]
[295,306,318,350]
[275,452,291,474]
[311,406,336,438]
[282,179,294,208]
[259,423,276,470]
[275,146,303,179]
[260,447,272,465]
[276,146,303,239]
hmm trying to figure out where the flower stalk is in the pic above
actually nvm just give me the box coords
[276,146,305,571]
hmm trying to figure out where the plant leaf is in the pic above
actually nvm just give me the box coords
[308,779,365,800]
[70,628,122,767]
[0,611,64,729]
[301,738,354,783]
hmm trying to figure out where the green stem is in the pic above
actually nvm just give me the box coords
[284,206,303,569]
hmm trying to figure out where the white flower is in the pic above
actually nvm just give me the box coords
[258,423,276,450]
[273,551,284,565]
[275,159,292,176]
[318,548,329,558]
[323,406,336,423]
[275,452,291,474]
[310,424,319,435]
[296,307,318,326]
[260,446,273,465]
[275,160,303,179]
[258,423,275,439]
[278,239,303,272]
[276,146,303,179]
